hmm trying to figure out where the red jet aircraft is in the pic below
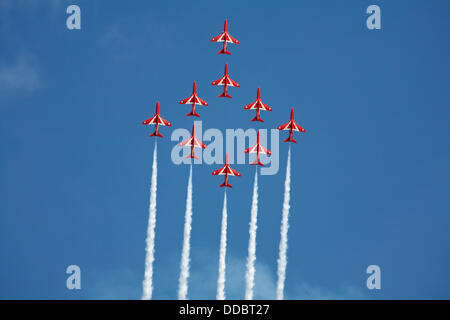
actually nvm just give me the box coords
[142,102,172,138]
[211,63,240,98]
[212,153,241,188]
[179,124,207,159]
[211,19,239,55]
[244,87,272,122]
[179,82,208,117]
[277,108,306,143]
[244,130,272,166]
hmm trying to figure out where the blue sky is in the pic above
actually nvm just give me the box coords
[1,0,449,299]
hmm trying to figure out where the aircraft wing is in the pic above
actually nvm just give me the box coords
[277,120,305,132]
[179,137,193,147]
[179,136,206,148]
[213,164,241,176]
[259,101,272,112]
[179,94,195,105]
[211,32,226,42]
[244,100,272,111]
[244,100,258,110]
[212,165,226,176]
[156,115,171,126]
[211,32,239,44]
[142,115,171,127]
[291,120,306,132]
[244,143,271,156]
[244,144,258,154]
[227,33,239,44]
[180,94,208,106]
[225,77,240,87]
[258,144,272,155]
[228,166,241,176]
[277,121,291,131]
[193,136,207,148]
[211,75,226,86]
[194,95,208,106]
[142,115,158,125]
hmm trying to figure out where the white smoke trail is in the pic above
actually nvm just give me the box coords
[216,192,228,300]
[245,170,258,300]
[178,165,193,300]
[276,146,291,300]
[142,142,158,300]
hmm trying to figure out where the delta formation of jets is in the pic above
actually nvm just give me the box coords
[142,20,306,188]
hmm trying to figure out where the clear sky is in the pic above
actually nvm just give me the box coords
[1,0,449,299]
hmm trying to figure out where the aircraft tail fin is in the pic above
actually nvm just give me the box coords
[218,91,232,98]
[186,111,200,117]
[251,115,264,122]
[219,182,232,188]
[284,137,297,143]
[250,159,264,166]
[218,48,231,55]
[149,131,163,138]
[186,154,199,160]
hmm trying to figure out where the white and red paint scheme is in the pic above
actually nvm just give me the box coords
[179,81,209,117]
[211,63,240,98]
[142,102,172,138]
[277,108,306,143]
[244,130,272,166]
[179,124,207,159]
[211,19,239,55]
[244,87,272,122]
[212,153,242,188]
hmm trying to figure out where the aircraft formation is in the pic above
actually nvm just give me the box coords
[142,19,306,188]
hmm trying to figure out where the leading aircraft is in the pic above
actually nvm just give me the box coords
[211,19,239,55]
[277,108,306,143]
[212,153,241,188]
[179,124,207,159]
[244,130,272,166]
[211,63,240,98]
[244,87,272,122]
[179,81,208,117]
[141,102,172,138]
